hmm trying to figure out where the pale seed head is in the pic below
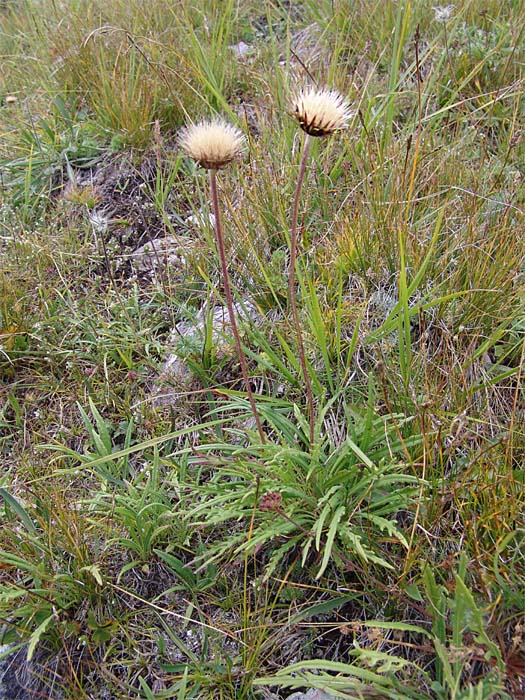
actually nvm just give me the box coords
[178,119,246,170]
[292,87,351,137]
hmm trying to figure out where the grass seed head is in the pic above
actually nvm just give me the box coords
[178,118,246,170]
[292,87,351,137]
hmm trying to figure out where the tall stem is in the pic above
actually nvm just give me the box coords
[210,169,265,443]
[289,134,315,446]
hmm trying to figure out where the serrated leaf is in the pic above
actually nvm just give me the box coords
[453,575,503,667]
[351,645,408,673]
[314,496,337,551]
[360,512,408,548]
[404,583,424,602]
[79,564,103,586]
[0,587,27,602]
[27,614,54,661]
[316,505,345,579]
[361,620,432,639]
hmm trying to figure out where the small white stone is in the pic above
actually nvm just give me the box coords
[153,301,262,405]
[130,236,188,274]
[185,212,216,230]
[230,41,252,59]
[287,690,338,700]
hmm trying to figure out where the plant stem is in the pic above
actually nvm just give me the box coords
[209,169,266,443]
[289,134,314,446]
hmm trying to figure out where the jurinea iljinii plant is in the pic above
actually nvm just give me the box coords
[179,119,265,442]
[289,88,351,444]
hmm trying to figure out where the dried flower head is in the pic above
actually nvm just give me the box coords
[178,119,246,170]
[292,87,351,137]
[432,4,454,22]
[259,491,283,512]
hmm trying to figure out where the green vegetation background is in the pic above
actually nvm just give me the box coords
[0,0,524,698]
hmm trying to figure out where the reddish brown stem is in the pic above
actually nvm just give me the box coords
[289,135,315,445]
[210,169,265,443]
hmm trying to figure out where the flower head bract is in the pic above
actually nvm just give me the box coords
[292,87,351,137]
[178,119,246,169]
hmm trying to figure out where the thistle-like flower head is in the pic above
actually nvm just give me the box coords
[432,4,454,22]
[178,119,246,170]
[292,87,351,137]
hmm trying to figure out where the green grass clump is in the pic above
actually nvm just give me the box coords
[1,0,524,698]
